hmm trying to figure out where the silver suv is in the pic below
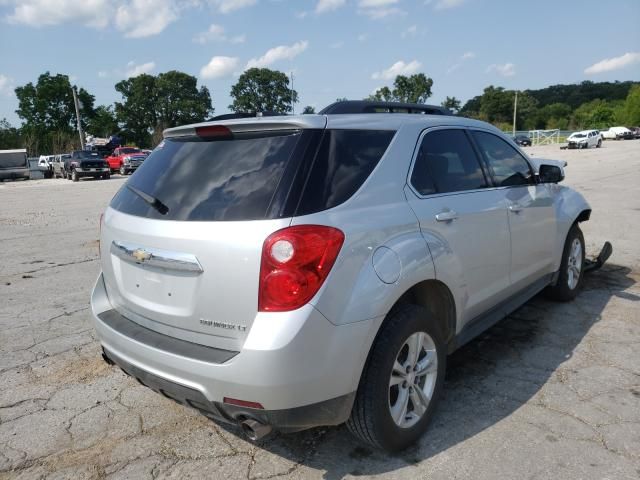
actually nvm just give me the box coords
[91,101,598,451]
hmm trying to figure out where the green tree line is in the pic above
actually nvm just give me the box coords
[1,70,638,155]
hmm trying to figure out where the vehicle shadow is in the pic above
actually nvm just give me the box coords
[217,263,637,479]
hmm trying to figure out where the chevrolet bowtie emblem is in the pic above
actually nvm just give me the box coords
[132,248,152,263]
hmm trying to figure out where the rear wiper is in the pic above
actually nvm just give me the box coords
[126,185,169,215]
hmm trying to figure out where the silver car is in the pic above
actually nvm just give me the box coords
[91,101,599,451]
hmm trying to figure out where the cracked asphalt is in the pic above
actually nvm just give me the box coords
[1,140,639,479]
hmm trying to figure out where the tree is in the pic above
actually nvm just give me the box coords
[0,119,22,150]
[14,72,95,153]
[441,96,461,113]
[621,85,640,125]
[229,68,297,114]
[115,71,213,147]
[302,105,315,114]
[86,105,118,137]
[369,73,433,104]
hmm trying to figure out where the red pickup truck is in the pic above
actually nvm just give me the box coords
[105,147,148,175]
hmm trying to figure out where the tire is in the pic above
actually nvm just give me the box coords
[545,224,585,302]
[120,165,126,175]
[346,304,446,452]
[104,172,110,180]
[596,139,602,148]
[71,169,79,182]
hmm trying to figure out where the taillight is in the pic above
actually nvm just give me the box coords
[259,225,344,312]
[195,125,232,139]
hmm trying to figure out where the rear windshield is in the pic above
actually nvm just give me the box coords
[110,128,395,222]
[0,152,27,168]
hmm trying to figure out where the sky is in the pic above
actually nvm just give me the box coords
[0,0,639,127]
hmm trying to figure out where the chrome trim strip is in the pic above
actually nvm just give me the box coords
[110,241,204,273]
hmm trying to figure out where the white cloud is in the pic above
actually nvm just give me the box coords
[372,60,421,80]
[330,41,344,49]
[98,71,109,78]
[358,33,368,42]
[192,24,245,44]
[434,0,465,10]
[3,0,203,38]
[200,56,239,79]
[246,41,308,69]
[5,0,112,28]
[486,63,516,77]
[461,51,475,60]
[209,0,257,13]
[584,52,640,75]
[125,61,156,77]
[115,0,179,38]
[401,25,417,38]
[0,74,15,96]
[358,0,404,19]
[316,0,346,13]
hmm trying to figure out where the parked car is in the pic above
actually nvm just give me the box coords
[105,147,147,175]
[65,150,110,181]
[513,135,532,147]
[601,126,634,140]
[38,155,55,178]
[52,154,71,178]
[91,101,605,452]
[567,130,602,149]
[626,126,640,139]
[0,149,30,181]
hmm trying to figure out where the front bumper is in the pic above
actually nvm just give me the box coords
[76,167,110,176]
[90,273,373,430]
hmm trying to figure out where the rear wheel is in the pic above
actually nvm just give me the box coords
[545,224,585,302]
[597,139,602,148]
[346,305,446,452]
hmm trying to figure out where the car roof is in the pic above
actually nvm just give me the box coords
[164,113,502,138]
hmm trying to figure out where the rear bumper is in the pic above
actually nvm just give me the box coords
[90,273,374,428]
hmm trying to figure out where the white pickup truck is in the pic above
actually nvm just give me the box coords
[601,126,634,140]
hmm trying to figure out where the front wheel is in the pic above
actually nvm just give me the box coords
[545,225,585,302]
[120,165,127,175]
[346,305,446,452]
[71,169,78,182]
[597,139,602,148]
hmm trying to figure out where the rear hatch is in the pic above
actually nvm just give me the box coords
[100,116,326,351]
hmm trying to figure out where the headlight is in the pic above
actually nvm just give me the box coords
[123,156,131,164]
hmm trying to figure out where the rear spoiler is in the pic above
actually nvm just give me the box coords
[164,116,327,139]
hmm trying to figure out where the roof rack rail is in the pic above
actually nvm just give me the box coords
[319,100,452,116]
[208,111,288,121]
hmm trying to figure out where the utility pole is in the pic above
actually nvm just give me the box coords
[72,86,85,150]
[512,90,518,137]
[290,72,295,115]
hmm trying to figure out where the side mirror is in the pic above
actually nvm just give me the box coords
[538,164,564,183]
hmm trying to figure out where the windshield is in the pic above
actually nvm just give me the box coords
[74,151,100,159]
[0,151,27,168]
[571,134,586,138]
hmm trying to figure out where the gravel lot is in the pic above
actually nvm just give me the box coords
[1,140,639,480]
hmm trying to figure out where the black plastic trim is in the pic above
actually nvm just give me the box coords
[98,309,239,364]
[102,347,355,432]
[449,272,555,353]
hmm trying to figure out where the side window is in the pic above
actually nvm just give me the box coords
[471,131,535,187]
[410,129,487,195]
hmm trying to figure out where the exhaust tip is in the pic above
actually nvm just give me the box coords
[240,418,272,441]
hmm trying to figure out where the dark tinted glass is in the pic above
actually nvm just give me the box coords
[0,152,27,168]
[73,151,100,159]
[411,129,486,195]
[110,132,302,221]
[296,129,395,215]
[472,131,534,187]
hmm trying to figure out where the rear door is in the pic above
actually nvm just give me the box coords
[100,120,325,351]
[470,130,556,292]
[405,127,511,328]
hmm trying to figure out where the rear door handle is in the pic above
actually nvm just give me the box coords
[509,204,523,213]
[435,210,458,222]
